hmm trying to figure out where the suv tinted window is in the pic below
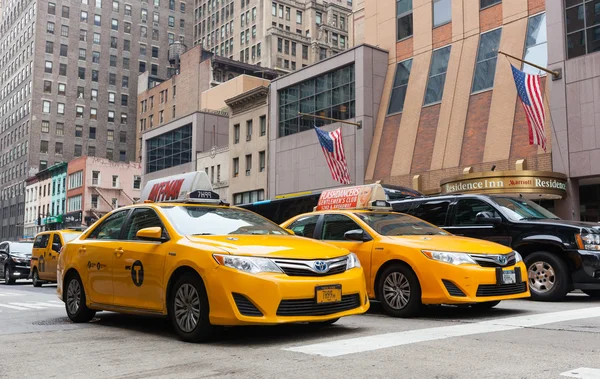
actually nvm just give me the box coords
[288,215,319,238]
[399,200,450,226]
[321,214,363,241]
[453,199,500,226]
[34,234,50,248]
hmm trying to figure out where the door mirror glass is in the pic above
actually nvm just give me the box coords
[136,227,164,242]
[344,229,371,242]
[475,211,502,225]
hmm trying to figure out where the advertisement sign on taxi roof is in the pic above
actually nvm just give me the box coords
[140,172,216,202]
[316,184,388,211]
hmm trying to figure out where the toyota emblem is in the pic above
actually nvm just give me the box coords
[314,261,329,273]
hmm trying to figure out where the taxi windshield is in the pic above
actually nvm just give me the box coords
[355,212,448,236]
[62,233,81,243]
[161,206,288,236]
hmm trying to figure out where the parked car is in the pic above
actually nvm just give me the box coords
[0,241,34,284]
[393,194,600,301]
[30,230,81,287]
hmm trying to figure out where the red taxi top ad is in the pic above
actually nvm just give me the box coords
[316,185,374,211]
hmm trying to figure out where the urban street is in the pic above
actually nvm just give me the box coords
[1,280,599,379]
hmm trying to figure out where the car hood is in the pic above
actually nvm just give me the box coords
[517,218,600,232]
[186,235,350,259]
[11,253,31,259]
[385,235,513,255]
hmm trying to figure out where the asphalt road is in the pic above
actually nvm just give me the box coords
[1,279,599,379]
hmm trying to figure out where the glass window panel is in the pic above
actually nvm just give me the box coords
[433,0,451,27]
[472,58,498,92]
[523,14,548,74]
[567,30,586,59]
[397,14,413,40]
[586,0,600,28]
[397,0,412,15]
[566,5,585,34]
[387,59,412,114]
[586,25,600,53]
[476,28,502,61]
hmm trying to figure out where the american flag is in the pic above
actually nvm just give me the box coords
[510,64,546,151]
[314,126,351,184]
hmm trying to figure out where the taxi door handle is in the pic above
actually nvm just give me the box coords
[78,247,86,254]
[114,248,124,258]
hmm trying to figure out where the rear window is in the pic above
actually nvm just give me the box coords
[394,200,450,226]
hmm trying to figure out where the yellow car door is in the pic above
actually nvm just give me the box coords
[112,208,168,312]
[46,234,62,281]
[35,234,51,281]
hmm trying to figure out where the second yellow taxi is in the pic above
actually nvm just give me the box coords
[281,184,530,317]
[30,229,81,287]
[57,172,369,342]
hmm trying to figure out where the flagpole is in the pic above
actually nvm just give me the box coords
[298,112,362,129]
[498,51,561,80]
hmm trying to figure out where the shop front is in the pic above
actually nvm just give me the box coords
[62,211,84,229]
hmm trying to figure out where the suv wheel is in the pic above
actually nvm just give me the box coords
[525,251,569,301]
[4,265,15,285]
[582,290,600,298]
[32,269,42,287]
[377,263,422,317]
[168,273,216,342]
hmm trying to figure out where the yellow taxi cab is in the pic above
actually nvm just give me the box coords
[30,230,81,287]
[281,184,530,317]
[57,172,369,342]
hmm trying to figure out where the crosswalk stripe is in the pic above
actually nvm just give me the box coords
[0,292,19,297]
[0,303,30,310]
[561,368,600,379]
[9,302,64,309]
[284,306,600,357]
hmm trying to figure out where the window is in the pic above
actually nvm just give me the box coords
[120,151,127,162]
[287,215,319,237]
[433,0,451,27]
[141,26,148,37]
[107,148,114,160]
[111,18,119,30]
[56,123,64,136]
[125,4,132,16]
[123,57,130,70]
[397,0,413,40]
[74,144,83,157]
[452,199,500,226]
[180,19,185,28]
[259,151,265,172]
[60,44,68,57]
[94,14,101,26]
[472,28,501,93]
[49,2,56,15]
[296,10,302,24]
[124,208,164,240]
[89,127,97,139]
[58,84,66,96]
[79,48,87,61]
[68,171,83,189]
[62,5,70,18]
[124,39,131,51]
[90,108,97,120]
[152,29,159,40]
[77,107,85,119]
[316,12,322,25]
[44,81,52,93]
[87,210,128,240]
[110,55,117,67]
[97,0,102,8]
[233,157,239,177]
[302,44,308,59]
[121,95,128,106]
[47,22,55,34]
[111,36,118,48]
[424,46,451,105]
[42,121,50,133]
[272,2,276,16]
[80,29,87,41]
[245,154,252,175]
[61,25,70,37]
[234,124,240,143]
[523,13,547,74]
[108,130,114,141]
[386,59,412,115]
[59,63,67,76]
[180,2,185,12]
[260,115,266,136]
[321,214,364,241]
[108,111,115,122]
[169,0,175,10]
[113,0,119,11]
[246,120,253,140]
[81,11,88,22]
[93,32,100,44]
[55,142,63,155]
[279,65,355,136]
[169,15,175,27]
[277,38,282,52]
[152,46,159,58]
[75,125,83,138]
[398,199,451,226]
[43,101,51,113]
[145,124,193,173]
[92,70,99,82]
[153,12,159,23]
[46,41,54,54]
[480,0,501,8]
[57,103,65,115]
[133,176,141,189]
[78,67,86,80]
[122,76,129,88]
[67,195,83,213]
[112,175,119,188]
[151,64,158,76]
[279,4,284,18]
[285,6,290,20]
[91,194,99,209]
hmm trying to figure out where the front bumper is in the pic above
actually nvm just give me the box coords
[204,266,370,326]
[8,264,31,280]
[419,261,530,304]
[569,250,600,290]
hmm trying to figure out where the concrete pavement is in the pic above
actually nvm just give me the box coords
[1,279,599,379]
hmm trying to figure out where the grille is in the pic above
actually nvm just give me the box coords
[276,294,361,316]
[470,252,516,268]
[273,256,348,277]
[442,279,466,297]
[232,293,263,316]
[476,282,528,297]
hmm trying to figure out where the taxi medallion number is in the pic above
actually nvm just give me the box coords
[315,284,342,304]
[502,270,516,284]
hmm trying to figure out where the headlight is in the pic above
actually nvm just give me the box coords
[421,250,477,265]
[11,256,29,264]
[213,254,282,274]
[577,233,600,251]
[346,252,361,270]
[513,251,523,262]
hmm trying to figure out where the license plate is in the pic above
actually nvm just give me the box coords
[315,285,342,304]
[502,270,516,284]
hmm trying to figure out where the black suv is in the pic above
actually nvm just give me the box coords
[393,195,600,301]
[0,241,34,285]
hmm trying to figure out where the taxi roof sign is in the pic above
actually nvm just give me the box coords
[315,184,391,211]
[140,171,222,203]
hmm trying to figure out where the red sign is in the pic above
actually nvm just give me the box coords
[147,179,185,202]
[316,185,374,211]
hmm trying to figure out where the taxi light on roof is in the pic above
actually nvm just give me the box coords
[315,184,392,211]
[140,171,223,203]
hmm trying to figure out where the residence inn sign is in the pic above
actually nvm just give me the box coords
[440,170,568,199]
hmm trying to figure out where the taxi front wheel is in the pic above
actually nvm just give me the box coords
[64,274,96,323]
[168,273,216,343]
[377,264,422,318]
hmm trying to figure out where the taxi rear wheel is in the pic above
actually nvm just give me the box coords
[169,273,215,343]
[525,251,570,302]
[32,269,42,287]
[64,274,96,323]
[377,264,422,317]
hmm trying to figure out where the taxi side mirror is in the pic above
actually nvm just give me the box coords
[285,228,295,235]
[136,227,166,242]
[344,229,372,242]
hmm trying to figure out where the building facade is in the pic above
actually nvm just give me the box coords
[0,0,193,240]
[196,145,230,201]
[225,85,269,204]
[66,156,141,228]
[23,175,38,239]
[193,0,352,71]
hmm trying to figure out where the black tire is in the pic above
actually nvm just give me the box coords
[583,290,600,298]
[524,251,570,302]
[4,265,15,285]
[32,269,42,287]
[377,263,422,317]
[168,272,216,343]
[64,273,96,323]
[471,300,501,310]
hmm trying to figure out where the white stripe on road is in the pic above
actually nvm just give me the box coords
[561,368,600,379]
[284,307,600,357]
[0,292,19,297]
[0,303,30,310]
[9,302,64,309]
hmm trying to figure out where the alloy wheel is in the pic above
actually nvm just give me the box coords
[174,283,201,333]
[528,261,556,293]
[383,272,411,310]
[66,279,81,315]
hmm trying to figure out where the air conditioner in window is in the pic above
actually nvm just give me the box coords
[245,169,251,176]
[246,134,252,141]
